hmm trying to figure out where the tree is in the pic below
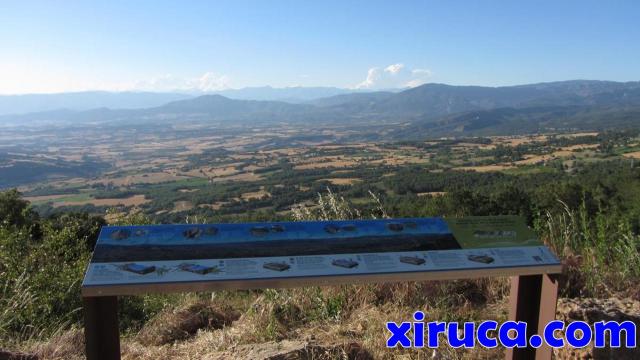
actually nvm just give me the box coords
[0,189,37,228]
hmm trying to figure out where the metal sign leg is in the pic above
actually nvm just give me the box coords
[505,274,559,360]
[83,296,121,360]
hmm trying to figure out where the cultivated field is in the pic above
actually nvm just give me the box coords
[3,123,638,222]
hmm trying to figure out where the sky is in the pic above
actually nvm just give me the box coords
[0,0,639,94]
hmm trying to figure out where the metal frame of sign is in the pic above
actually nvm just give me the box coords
[82,216,561,360]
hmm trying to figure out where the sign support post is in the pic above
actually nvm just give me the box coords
[83,296,120,360]
[506,274,559,360]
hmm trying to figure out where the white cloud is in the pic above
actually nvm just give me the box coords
[356,67,382,89]
[355,64,431,89]
[196,72,231,91]
[129,72,231,92]
[384,63,404,74]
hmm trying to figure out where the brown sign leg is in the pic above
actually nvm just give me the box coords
[505,274,559,360]
[83,296,121,360]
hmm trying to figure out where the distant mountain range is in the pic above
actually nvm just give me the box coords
[0,91,193,116]
[0,87,382,116]
[208,86,377,103]
[2,80,639,137]
[314,80,640,118]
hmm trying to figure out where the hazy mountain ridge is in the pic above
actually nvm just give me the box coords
[0,91,194,116]
[1,80,639,135]
[0,87,376,115]
[208,86,368,102]
[152,95,318,123]
[392,105,640,139]
[368,80,640,118]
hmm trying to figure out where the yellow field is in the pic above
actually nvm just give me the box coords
[241,188,271,200]
[52,195,149,208]
[417,191,446,197]
[172,201,194,212]
[181,165,241,178]
[294,159,358,170]
[24,194,73,203]
[198,202,229,210]
[318,178,362,185]
[456,164,513,172]
[210,172,263,182]
[14,131,617,212]
[89,172,190,186]
[556,132,599,138]
[492,135,548,146]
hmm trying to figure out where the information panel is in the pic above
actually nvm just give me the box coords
[82,216,561,296]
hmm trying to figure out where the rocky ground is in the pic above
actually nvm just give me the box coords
[554,297,640,360]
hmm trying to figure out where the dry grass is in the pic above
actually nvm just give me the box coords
[208,280,499,358]
[31,328,85,360]
[292,188,386,221]
[136,301,240,346]
[25,279,505,360]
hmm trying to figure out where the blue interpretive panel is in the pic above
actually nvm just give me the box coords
[82,216,561,296]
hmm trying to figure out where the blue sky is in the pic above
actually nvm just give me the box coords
[1,0,639,94]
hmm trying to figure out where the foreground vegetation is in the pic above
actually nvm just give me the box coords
[1,145,639,357]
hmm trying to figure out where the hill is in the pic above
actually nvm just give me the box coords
[371,80,640,118]
[2,80,640,136]
[208,86,363,102]
[393,105,640,138]
[0,87,375,116]
[0,91,193,116]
